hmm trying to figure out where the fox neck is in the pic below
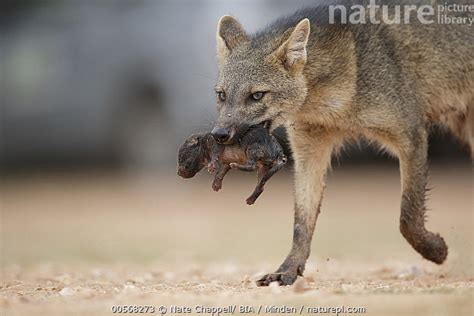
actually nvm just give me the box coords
[295,27,357,129]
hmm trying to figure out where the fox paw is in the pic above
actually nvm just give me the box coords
[256,261,305,286]
[417,233,448,264]
[229,163,239,169]
[256,272,298,286]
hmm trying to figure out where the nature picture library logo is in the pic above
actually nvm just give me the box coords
[329,0,474,25]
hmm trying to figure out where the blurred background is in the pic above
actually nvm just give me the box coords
[0,2,472,315]
[1,0,471,173]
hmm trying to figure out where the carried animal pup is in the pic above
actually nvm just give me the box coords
[177,125,287,204]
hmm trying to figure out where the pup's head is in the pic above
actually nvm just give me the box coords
[212,15,310,144]
[177,133,209,178]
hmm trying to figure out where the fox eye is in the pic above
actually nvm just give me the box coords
[217,91,226,102]
[250,92,265,101]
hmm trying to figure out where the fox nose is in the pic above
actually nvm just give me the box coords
[211,127,230,144]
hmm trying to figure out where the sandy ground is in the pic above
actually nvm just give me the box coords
[1,163,473,316]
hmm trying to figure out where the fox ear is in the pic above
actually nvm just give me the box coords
[273,18,310,72]
[216,15,247,61]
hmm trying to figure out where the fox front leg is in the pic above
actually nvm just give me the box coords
[256,126,341,286]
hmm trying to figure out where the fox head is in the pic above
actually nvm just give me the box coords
[212,15,310,144]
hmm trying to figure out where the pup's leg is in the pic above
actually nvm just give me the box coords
[229,160,257,171]
[246,160,285,205]
[212,164,231,192]
[208,144,224,173]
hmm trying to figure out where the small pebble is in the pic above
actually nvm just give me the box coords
[397,266,422,279]
[241,275,252,286]
[269,281,281,293]
[59,287,74,296]
[292,277,310,293]
[123,284,138,294]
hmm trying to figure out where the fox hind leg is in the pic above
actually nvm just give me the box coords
[397,127,448,264]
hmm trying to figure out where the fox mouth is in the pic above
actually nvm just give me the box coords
[226,120,273,144]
